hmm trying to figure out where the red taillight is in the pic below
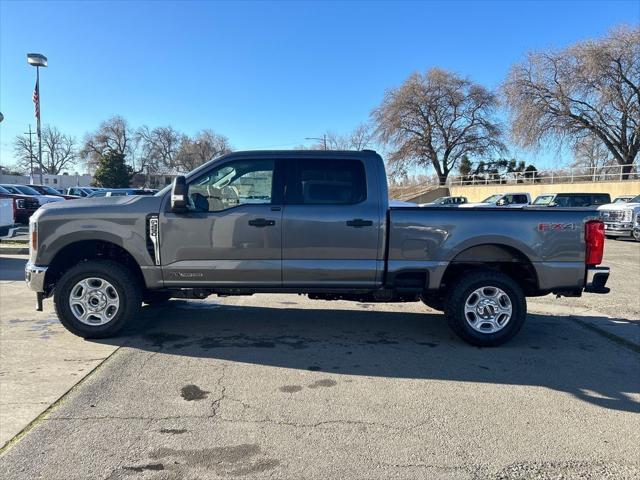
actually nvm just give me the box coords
[585,220,604,266]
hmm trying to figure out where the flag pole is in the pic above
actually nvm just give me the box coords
[36,66,43,184]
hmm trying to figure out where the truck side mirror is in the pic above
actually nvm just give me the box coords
[171,176,188,213]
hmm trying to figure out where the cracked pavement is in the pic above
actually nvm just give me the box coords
[1,293,639,479]
[1,241,639,479]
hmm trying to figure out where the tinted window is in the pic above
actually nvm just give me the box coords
[287,159,366,205]
[591,194,611,205]
[14,185,41,196]
[189,159,274,212]
[513,195,529,204]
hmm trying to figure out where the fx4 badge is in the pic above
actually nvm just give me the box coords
[538,223,576,231]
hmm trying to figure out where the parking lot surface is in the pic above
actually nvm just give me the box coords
[0,241,639,479]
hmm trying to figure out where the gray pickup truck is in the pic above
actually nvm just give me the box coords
[26,150,610,346]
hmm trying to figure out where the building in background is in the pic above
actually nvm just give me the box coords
[0,172,93,189]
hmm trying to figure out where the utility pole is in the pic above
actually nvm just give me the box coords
[305,134,328,150]
[24,125,36,182]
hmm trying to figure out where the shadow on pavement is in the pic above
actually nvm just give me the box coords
[94,299,639,414]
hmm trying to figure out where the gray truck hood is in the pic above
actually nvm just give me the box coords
[32,195,163,221]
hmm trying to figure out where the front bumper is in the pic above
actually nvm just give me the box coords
[584,266,610,294]
[25,262,48,293]
[604,222,633,237]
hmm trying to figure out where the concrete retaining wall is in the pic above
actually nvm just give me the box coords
[444,180,640,203]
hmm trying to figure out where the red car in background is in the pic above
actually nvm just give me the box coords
[0,185,40,224]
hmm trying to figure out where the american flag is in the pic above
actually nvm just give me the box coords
[32,80,39,119]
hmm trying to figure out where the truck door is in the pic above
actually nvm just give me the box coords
[160,158,283,286]
[281,157,381,287]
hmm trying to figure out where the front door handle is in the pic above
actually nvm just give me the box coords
[346,218,373,228]
[248,218,276,227]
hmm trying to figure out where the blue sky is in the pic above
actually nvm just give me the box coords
[0,0,636,173]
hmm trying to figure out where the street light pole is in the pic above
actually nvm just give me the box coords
[27,53,47,184]
[36,66,43,184]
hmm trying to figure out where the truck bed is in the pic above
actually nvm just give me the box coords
[387,206,601,292]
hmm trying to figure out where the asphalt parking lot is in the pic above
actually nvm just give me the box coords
[0,240,639,479]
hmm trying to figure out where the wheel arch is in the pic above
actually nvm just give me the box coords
[439,243,541,296]
[44,239,145,294]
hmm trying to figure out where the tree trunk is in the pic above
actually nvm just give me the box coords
[437,173,447,185]
[621,162,634,180]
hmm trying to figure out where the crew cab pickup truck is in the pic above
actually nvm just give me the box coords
[598,194,640,241]
[26,150,610,346]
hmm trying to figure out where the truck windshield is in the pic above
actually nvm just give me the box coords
[533,195,554,205]
[14,185,41,196]
[37,185,62,195]
[630,195,640,203]
[481,194,501,203]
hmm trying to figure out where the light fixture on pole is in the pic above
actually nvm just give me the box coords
[27,53,47,184]
[305,134,328,150]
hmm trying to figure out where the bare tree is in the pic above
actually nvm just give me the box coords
[80,116,138,173]
[504,25,640,177]
[571,134,618,178]
[372,68,503,185]
[14,126,77,175]
[174,130,232,172]
[307,124,375,150]
[13,134,37,174]
[137,125,184,174]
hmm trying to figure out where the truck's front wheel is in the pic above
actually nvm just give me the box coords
[54,260,141,338]
[444,270,526,347]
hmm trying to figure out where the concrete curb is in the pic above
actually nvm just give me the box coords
[0,246,29,255]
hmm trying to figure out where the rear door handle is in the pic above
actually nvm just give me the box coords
[346,218,373,228]
[248,218,275,227]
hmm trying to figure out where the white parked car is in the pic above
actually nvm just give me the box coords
[462,192,531,208]
[597,194,640,241]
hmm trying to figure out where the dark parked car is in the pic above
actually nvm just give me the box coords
[29,184,80,200]
[532,193,611,208]
[0,185,40,224]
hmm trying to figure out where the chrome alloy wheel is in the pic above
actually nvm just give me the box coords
[464,286,512,334]
[69,277,120,326]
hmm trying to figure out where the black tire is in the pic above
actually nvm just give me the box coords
[444,270,526,347]
[420,294,445,312]
[54,260,141,339]
[142,291,172,305]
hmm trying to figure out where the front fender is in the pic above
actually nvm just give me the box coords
[37,218,152,267]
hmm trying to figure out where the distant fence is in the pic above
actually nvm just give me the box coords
[448,163,639,186]
[390,163,639,199]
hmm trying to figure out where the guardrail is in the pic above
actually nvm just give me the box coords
[449,163,639,186]
[390,163,639,196]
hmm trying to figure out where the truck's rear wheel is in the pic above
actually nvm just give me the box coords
[54,260,141,338]
[444,270,526,347]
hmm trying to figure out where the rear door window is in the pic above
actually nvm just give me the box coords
[285,158,366,205]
